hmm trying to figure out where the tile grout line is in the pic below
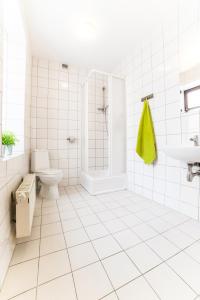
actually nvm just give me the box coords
[35,195,44,300]
[56,193,79,300]
[74,186,200,297]
[40,189,200,257]
[164,260,198,297]
[69,187,174,299]
[4,187,200,299]
[68,186,121,300]
[88,188,200,298]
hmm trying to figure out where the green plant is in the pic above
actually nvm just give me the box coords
[2,131,18,146]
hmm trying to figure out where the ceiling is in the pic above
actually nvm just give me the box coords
[21,0,179,71]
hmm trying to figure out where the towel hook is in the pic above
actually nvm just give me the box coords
[141,93,154,102]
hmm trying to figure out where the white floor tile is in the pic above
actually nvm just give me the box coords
[145,263,195,300]
[65,228,89,247]
[68,242,99,271]
[42,206,58,215]
[146,235,179,260]
[113,229,141,250]
[149,205,171,217]
[62,218,83,232]
[73,262,113,300]
[41,222,62,237]
[42,212,60,225]
[111,207,130,217]
[60,209,77,221]
[73,201,88,209]
[135,209,156,222]
[40,234,66,256]
[34,207,42,217]
[80,214,100,226]
[11,240,40,265]
[42,199,57,208]
[38,250,71,284]
[86,223,109,240]
[132,223,158,241]
[148,218,173,233]
[97,211,116,222]
[92,236,122,259]
[126,243,162,273]
[0,259,38,300]
[167,252,200,294]
[2,188,200,300]
[104,219,127,234]
[162,211,190,226]
[162,228,194,249]
[91,204,107,213]
[32,216,41,227]
[37,274,76,300]
[77,207,94,217]
[101,292,118,300]
[102,252,140,289]
[178,220,200,240]
[185,241,200,263]
[120,214,142,227]
[11,289,36,300]
[117,277,159,300]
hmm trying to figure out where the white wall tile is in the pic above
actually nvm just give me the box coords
[0,0,31,288]
[31,58,86,185]
[113,3,200,220]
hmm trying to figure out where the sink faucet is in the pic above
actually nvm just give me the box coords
[189,135,199,146]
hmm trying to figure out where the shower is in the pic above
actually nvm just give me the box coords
[97,86,109,135]
[97,86,108,112]
[81,69,126,195]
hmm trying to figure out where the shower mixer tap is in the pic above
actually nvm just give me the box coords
[97,105,109,113]
[66,137,76,143]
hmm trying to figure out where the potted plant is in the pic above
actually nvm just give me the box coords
[2,131,18,156]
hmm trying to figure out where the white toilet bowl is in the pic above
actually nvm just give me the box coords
[37,169,63,200]
[31,149,63,200]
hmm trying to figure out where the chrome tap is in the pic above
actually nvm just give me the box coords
[189,135,199,146]
[187,163,200,182]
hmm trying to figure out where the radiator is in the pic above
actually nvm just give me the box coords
[16,174,36,238]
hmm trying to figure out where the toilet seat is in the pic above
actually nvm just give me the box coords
[37,169,62,176]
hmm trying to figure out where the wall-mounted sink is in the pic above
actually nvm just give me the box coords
[164,145,200,163]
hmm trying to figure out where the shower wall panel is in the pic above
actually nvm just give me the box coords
[88,72,108,170]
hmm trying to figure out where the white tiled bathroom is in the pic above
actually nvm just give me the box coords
[1,0,200,299]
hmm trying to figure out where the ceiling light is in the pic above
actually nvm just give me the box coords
[79,21,97,39]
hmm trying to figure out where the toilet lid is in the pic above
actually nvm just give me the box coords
[37,169,62,176]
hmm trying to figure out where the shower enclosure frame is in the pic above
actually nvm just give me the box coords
[81,69,127,194]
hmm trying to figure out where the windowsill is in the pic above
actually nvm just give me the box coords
[0,152,24,161]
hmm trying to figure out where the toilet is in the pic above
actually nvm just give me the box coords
[31,149,63,200]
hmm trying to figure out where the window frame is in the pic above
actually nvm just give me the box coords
[184,84,200,112]
[1,0,26,158]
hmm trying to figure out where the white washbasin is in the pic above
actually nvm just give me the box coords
[164,146,200,163]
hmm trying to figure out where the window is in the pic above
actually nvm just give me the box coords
[184,85,200,112]
[1,0,26,156]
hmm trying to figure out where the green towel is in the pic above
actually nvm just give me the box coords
[136,100,157,164]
